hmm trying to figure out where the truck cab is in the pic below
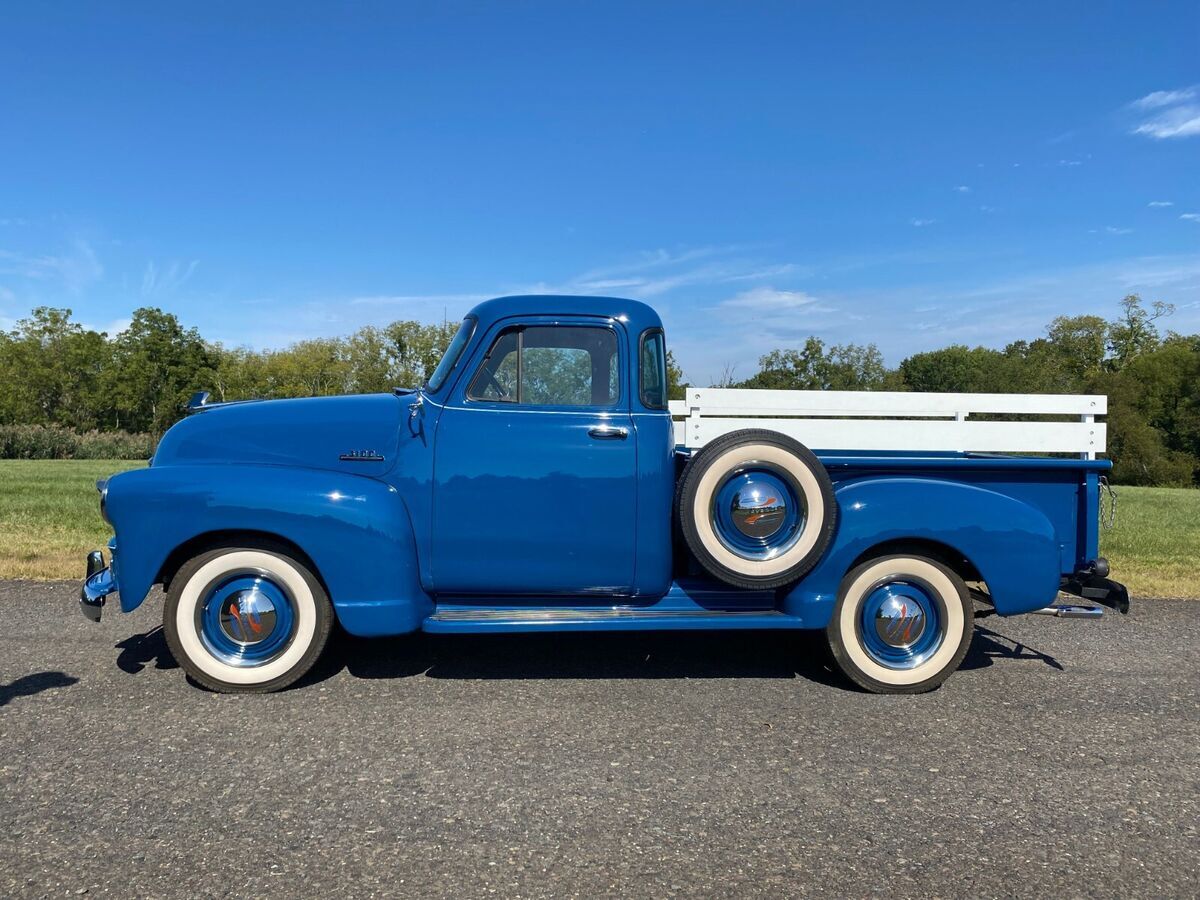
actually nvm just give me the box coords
[419,296,675,598]
[82,295,1128,695]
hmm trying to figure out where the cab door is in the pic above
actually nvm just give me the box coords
[431,318,637,597]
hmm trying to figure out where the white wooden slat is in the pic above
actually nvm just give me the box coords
[682,388,1107,417]
[681,418,1105,454]
[673,419,686,446]
[667,400,688,417]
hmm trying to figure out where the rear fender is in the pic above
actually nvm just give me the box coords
[783,476,1061,625]
[104,464,430,636]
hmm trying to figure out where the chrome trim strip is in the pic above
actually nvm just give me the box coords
[429,607,783,622]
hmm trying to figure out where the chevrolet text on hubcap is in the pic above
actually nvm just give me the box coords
[712,465,806,560]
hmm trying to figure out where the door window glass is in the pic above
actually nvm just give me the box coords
[467,325,619,407]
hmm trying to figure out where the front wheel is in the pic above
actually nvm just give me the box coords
[163,544,334,693]
[826,554,973,694]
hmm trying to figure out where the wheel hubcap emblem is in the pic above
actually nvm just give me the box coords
[730,479,788,539]
[218,587,279,645]
[873,592,926,648]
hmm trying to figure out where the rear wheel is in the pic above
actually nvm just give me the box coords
[163,543,333,694]
[826,554,973,694]
[675,429,837,590]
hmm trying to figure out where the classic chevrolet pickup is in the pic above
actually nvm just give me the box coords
[82,295,1128,693]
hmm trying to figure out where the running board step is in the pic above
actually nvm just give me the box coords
[423,606,802,634]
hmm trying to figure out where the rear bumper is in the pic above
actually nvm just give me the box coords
[1061,558,1129,614]
[80,549,119,622]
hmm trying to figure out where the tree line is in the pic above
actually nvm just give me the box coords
[0,295,1196,486]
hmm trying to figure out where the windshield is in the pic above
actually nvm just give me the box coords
[426,316,477,392]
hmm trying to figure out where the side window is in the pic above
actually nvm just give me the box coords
[639,329,668,410]
[468,329,519,401]
[468,325,619,407]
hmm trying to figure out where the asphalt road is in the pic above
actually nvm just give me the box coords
[1,582,1197,899]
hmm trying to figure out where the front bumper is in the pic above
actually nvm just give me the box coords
[80,549,119,622]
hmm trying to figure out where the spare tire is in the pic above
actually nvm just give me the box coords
[675,429,837,590]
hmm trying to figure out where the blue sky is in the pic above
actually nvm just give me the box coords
[1,2,1197,384]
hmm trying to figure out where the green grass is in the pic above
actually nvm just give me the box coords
[0,460,145,580]
[0,460,1195,596]
[1100,486,1200,598]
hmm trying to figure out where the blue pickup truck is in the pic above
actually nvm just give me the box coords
[82,295,1127,694]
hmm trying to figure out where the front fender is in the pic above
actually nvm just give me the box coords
[783,476,1062,625]
[104,464,431,636]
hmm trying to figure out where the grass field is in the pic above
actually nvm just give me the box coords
[1099,486,1199,599]
[0,460,1195,596]
[0,460,145,581]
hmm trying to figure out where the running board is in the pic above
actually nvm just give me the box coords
[423,606,803,634]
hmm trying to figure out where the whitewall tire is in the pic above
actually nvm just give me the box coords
[164,544,333,694]
[675,429,837,590]
[827,554,973,694]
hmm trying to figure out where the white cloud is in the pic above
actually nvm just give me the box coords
[1105,226,1134,235]
[79,316,133,336]
[1148,200,1174,207]
[519,246,805,300]
[141,259,198,297]
[349,293,491,306]
[1058,159,1083,167]
[910,218,936,227]
[719,286,824,312]
[979,205,997,214]
[954,185,971,193]
[1129,86,1200,139]
[1181,213,1200,222]
[1132,87,1197,110]
[0,239,102,294]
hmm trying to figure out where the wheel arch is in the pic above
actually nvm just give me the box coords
[847,537,983,587]
[782,475,1062,624]
[157,530,326,597]
[103,463,432,636]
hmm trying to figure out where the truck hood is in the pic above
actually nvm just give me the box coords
[152,393,408,477]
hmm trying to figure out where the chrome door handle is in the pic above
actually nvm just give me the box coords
[588,425,628,440]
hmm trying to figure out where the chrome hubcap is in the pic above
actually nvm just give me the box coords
[857,578,946,670]
[729,477,789,539]
[218,586,280,645]
[711,464,806,561]
[197,571,297,668]
[873,591,927,648]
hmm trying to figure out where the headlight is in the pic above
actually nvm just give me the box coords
[97,478,110,525]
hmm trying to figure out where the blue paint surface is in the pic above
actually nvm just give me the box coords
[97,295,1113,637]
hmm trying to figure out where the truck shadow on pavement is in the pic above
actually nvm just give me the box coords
[298,622,1064,690]
[110,622,1063,691]
[0,671,79,707]
[303,629,849,688]
[115,628,179,675]
[962,624,1064,672]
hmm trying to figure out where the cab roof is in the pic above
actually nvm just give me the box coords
[465,295,664,335]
